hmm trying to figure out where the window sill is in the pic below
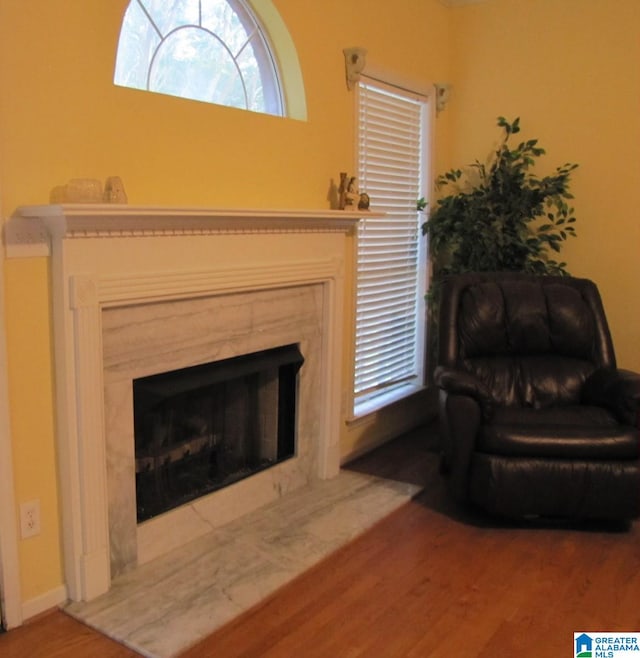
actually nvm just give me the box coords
[349,382,426,424]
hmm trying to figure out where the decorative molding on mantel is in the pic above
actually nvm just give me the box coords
[6,205,380,257]
[96,259,343,308]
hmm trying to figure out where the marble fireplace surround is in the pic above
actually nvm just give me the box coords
[16,204,371,604]
[105,283,324,581]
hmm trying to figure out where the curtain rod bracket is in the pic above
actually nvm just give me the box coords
[343,47,367,90]
[435,83,452,114]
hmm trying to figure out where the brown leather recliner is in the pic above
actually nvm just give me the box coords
[434,272,640,521]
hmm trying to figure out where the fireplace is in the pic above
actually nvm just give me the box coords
[133,344,303,522]
[102,279,335,580]
[11,204,371,602]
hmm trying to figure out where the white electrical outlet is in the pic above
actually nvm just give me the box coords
[20,500,41,538]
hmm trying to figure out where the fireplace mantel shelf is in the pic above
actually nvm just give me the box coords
[7,204,383,257]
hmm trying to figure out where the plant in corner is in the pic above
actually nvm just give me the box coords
[421,116,579,283]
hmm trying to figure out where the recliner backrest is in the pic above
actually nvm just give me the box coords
[438,273,616,408]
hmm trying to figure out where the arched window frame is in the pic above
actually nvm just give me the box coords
[114,0,306,120]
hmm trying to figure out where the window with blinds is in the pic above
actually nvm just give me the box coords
[354,78,429,414]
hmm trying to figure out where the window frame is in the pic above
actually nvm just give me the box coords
[349,74,435,420]
[113,0,299,118]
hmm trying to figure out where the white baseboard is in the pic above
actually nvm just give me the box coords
[21,584,68,622]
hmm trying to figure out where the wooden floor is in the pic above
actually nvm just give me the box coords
[2,428,639,657]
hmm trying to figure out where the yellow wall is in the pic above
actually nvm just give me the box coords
[2,0,638,613]
[3,259,62,604]
[0,1,450,608]
[448,0,640,369]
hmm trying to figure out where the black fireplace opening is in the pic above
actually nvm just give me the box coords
[133,344,304,523]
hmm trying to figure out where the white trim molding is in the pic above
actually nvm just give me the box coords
[6,205,371,258]
[21,585,67,623]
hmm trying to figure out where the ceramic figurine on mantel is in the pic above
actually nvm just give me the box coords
[104,176,128,204]
[338,171,369,211]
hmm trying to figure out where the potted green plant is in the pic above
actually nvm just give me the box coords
[421,116,578,281]
[419,116,579,370]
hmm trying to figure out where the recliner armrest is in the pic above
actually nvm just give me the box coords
[582,368,640,426]
[434,365,494,420]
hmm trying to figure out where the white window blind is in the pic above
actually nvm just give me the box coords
[354,79,428,413]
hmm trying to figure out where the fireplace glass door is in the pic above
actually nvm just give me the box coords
[133,344,303,522]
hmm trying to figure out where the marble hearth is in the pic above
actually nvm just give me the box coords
[14,204,371,603]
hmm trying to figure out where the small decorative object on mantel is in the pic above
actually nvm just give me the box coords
[358,192,370,210]
[344,176,359,209]
[49,176,128,204]
[338,172,348,209]
[104,176,128,204]
[50,178,103,203]
[337,172,347,209]
[338,172,369,211]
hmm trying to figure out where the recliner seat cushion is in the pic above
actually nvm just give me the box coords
[480,405,639,459]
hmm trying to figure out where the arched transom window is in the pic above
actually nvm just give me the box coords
[114,0,284,116]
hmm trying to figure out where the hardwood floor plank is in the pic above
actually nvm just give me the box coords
[0,610,139,658]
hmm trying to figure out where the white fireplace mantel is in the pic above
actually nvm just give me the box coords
[10,204,378,603]
[6,204,378,257]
